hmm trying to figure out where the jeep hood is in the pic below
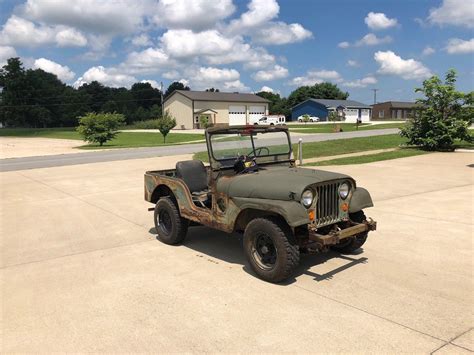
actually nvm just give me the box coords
[216,167,353,201]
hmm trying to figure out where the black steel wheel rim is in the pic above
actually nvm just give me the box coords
[158,210,172,235]
[251,232,277,270]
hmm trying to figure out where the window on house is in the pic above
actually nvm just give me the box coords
[379,110,384,118]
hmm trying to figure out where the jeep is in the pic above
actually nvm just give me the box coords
[144,125,376,283]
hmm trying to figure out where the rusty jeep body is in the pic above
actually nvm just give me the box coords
[145,125,376,283]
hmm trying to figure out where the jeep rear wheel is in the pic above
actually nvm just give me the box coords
[243,217,299,283]
[331,211,368,254]
[154,197,188,245]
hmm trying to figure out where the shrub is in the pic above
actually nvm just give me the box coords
[199,115,211,129]
[156,110,177,143]
[401,69,473,151]
[302,114,310,124]
[76,112,125,146]
[131,119,162,129]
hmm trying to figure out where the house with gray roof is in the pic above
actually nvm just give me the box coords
[164,90,269,129]
[371,101,420,119]
[291,98,372,122]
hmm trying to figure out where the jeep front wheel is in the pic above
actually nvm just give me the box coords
[243,217,300,283]
[154,197,188,245]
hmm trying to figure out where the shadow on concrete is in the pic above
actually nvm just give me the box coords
[149,225,368,284]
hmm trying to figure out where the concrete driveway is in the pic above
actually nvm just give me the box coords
[1,152,472,353]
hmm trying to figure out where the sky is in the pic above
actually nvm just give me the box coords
[0,0,473,104]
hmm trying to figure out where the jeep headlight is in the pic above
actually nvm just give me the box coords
[301,189,314,208]
[339,182,350,199]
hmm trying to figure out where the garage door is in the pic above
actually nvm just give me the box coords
[228,105,246,125]
[248,105,266,124]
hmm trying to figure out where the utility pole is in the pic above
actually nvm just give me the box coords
[160,81,164,118]
[371,88,379,104]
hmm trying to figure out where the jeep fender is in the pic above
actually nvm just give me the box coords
[349,187,374,213]
[232,197,310,227]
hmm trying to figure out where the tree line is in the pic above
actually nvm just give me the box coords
[0,57,349,128]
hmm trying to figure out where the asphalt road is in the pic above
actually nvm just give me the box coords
[1,152,472,352]
[0,128,399,172]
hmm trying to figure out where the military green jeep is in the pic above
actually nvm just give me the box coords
[145,125,376,283]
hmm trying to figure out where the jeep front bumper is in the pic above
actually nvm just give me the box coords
[308,218,377,247]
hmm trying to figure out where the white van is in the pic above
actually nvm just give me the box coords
[254,115,286,125]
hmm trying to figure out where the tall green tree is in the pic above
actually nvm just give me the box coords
[401,69,473,151]
[256,91,290,117]
[0,58,30,127]
[76,112,125,146]
[287,82,349,109]
[165,81,190,98]
[130,82,161,110]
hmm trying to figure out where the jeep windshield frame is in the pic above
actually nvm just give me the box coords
[205,125,294,172]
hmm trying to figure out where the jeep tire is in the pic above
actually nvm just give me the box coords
[243,217,300,283]
[331,210,368,254]
[154,197,188,245]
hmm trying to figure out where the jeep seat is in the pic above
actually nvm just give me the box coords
[175,160,210,207]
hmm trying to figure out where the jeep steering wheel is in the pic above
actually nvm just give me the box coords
[250,146,270,157]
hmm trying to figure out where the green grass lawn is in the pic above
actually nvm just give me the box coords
[0,127,204,149]
[306,149,429,166]
[193,134,407,162]
[289,122,405,133]
[0,127,81,140]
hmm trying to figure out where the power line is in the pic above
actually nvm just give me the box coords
[0,96,163,109]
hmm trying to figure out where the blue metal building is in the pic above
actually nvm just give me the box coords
[291,99,372,122]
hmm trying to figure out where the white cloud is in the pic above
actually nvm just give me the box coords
[251,22,312,45]
[289,69,342,86]
[428,0,474,29]
[33,57,75,81]
[226,0,311,46]
[445,38,474,54]
[21,0,153,35]
[123,47,172,74]
[365,12,398,30]
[55,28,87,47]
[161,29,236,58]
[131,34,153,47]
[0,15,54,47]
[355,33,392,47]
[422,46,435,56]
[259,85,274,93]
[140,79,160,89]
[253,65,289,81]
[192,66,240,82]
[338,41,350,48]
[154,0,235,31]
[374,50,432,80]
[227,0,280,34]
[206,43,275,69]
[0,15,88,48]
[222,80,250,92]
[343,76,377,88]
[74,66,137,88]
[0,45,17,66]
[347,60,359,67]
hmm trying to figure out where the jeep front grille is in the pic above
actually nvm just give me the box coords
[315,182,342,227]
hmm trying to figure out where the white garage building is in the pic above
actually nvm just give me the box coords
[163,90,270,129]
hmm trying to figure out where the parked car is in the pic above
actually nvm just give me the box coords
[254,115,286,125]
[297,115,320,122]
[144,125,376,283]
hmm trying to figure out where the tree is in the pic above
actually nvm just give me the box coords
[287,82,349,109]
[400,69,473,151]
[256,91,290,117]
[199,115,211,128]
[165,81,190,98]
[76,112,125,146]
[130,82,161,110]
[156,110,176,143]
[302,114,310,124]
[205,87,219,92]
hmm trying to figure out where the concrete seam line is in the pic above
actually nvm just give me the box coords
[376,183,474,203]
[294,284,447,344]
[430,327,474,354]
